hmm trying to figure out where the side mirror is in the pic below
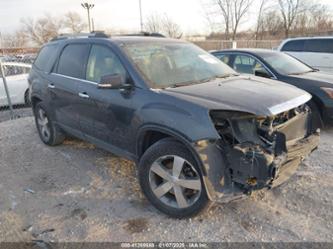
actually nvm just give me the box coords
[98,74,125,89]
[254,69,271,79]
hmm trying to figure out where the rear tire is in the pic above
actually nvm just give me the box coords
[24,89,31,106]
[139,138,210,218]
[34,102,65,146]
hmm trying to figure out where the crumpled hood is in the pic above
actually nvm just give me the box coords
[163,76,311,116]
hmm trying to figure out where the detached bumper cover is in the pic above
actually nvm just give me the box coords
[194,132,320,202]
[272,132,320,187]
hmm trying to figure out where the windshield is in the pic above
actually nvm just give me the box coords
[261,52,314,75]
[123,42,237,88]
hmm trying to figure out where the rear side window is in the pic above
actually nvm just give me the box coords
[304,39,333,53]
[233,54,268,75]
[215,53,231,65]
[57,44,90,79]
[281,40,305,52]
[34,44,58,71]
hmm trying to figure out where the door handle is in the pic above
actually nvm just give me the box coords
[48,83,55,89]
[78,92,90,99]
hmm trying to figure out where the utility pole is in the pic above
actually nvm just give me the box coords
[81,2,95,32]
[139,0,143,31]
[91,18,95,32]
[0,32,3,55]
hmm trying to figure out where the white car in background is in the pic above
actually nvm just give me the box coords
[0,63,31,107]
[278,37,333,73]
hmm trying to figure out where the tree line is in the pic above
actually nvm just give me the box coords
[1,12,86,47]
[204,0,333,40]
[1,0,332,48]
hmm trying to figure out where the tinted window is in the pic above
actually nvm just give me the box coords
[261,52,313,75]
[34,44,58,71]
[57,44,89,79]
[304,39,333,53]
[232,54,268,75]
[215,53,231,65]
[281,40,305,52]
[86,45,127,83]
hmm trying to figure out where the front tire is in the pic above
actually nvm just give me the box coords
[34,102,65,146]
[139,138,210,218]
[308,101,323,130]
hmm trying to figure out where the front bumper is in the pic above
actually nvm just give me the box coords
[194,132,320,202]
[271,132,320,187]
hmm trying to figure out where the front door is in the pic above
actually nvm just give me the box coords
[76,44,136,152]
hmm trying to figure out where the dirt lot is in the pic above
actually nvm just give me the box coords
[0,117,332,242]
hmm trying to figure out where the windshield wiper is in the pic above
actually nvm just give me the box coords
[288,71,308,75]
[168,81,200,88]
[167,73,239,88]
[200,73,239,83]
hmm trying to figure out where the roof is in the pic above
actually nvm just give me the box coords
[282,36,333,41]
[212,48,280,57]
[49,32,184,45]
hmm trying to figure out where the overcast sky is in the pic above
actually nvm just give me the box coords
[0,0,333,35]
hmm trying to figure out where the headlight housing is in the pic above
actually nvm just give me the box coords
[321,87,333,99]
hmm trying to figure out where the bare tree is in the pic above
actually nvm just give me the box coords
[213,0,254,40]
[162,15,183,38]
[1,30,28,48]
[63,12,87,33]
[144,14,182,38]
[255,0,272,40]
[144,14,163,33]
[310,4,333,31]
[278,0,307,38]
[262,10,284,37]
[21,15,62,45]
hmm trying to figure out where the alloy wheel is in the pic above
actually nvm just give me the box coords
[149,155,202,209]
[37,108,51,141]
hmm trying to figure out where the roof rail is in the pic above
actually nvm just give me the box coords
[119,32,165,38]
[50,31,109,41]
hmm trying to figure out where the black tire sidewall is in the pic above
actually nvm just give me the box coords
[34,102,63,145]
[24,89,31,106]
[139,138,209,218]
[308,100,322,130]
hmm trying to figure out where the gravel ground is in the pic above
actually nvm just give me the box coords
[0,117,332,242]
[0,107,33,122]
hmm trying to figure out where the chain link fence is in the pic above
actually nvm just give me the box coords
[0,53,35,122]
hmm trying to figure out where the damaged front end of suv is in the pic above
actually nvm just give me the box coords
[195,104,320,202]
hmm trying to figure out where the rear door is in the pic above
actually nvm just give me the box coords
[49,43,90,134]
[76,44,135,152]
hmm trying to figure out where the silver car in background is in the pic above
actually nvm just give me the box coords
[278,37,333,73]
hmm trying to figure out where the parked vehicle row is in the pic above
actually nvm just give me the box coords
[211,49,333,128]
[0,61,32,107]
[29,32,320,218]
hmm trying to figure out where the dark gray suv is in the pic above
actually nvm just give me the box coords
[28,33,320,218]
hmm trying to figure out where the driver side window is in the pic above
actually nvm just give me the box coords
[233,55,268,75]
[86,45,127,83]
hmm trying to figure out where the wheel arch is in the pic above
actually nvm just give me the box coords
[31,95,42,110]
[136,125,207,176]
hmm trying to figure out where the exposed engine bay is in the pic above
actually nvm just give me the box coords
[209,105,320,193]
